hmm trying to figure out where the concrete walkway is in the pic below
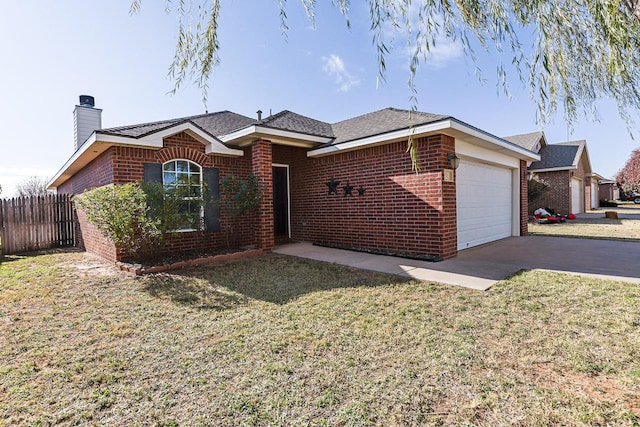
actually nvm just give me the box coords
[274,237,640,290]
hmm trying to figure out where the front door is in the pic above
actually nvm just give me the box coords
[273,166,289,237]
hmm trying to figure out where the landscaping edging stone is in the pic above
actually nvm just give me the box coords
[115,248,264,275]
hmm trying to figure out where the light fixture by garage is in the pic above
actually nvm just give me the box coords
[447,152,460,170]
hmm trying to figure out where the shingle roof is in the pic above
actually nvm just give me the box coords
[330,108,451,145]
[96,107,452,145]
[260,110,334,138]
[502,131,544,151]
[99,110,256,139]
[529,140,585,170]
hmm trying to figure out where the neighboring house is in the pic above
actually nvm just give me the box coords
[504,132,597,214]
[597,176,620,201]
[48,96,539,262]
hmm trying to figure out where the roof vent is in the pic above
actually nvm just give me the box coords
[79,95,95,108]
[257,110,262,122]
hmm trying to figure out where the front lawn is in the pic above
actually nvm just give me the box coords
[529,216,640,241]
[1,252,639,426]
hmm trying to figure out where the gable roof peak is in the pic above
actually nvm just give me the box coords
[502,131,546,151]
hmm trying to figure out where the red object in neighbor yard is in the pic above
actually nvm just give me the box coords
[567,214,576,220]
[534,214,567,224]
[545,216,563,222]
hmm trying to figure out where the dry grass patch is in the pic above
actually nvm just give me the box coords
[529,216,640,241]
[1,251,640,426]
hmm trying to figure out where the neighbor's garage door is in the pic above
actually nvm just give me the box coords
[456,160,513,250]
[571,178,583,214]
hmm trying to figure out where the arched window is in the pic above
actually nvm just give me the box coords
[163,159,203,230]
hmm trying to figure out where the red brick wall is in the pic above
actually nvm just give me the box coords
[531,145,595,216]
[252,140,274,251]
[520,160,528,235]
[75,208,118,262]
[60,130,526,261]
[530,170,571,215]
[273,134,457,260]
[58,132,256,262]
[58,149,115,194]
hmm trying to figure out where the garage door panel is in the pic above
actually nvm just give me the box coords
[571,178,582,214]
[457,160,512,250]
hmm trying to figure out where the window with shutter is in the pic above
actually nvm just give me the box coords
[163,160,203,231]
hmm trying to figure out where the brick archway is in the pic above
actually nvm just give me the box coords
[157,146,209,166]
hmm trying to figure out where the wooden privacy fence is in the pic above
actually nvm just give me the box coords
[0,194,76,255]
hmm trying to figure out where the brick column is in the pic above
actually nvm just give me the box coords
[252,139,274,251]
[439,134,458,259]
[520,160,528,236]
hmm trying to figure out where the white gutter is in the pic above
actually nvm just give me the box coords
[219,125,333,145]
[530,166,577,173]
[48,122,244,190]
[308,119,540,162]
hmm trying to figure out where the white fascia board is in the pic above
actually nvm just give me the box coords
[308,120,452,157]
[220,125,332,146]
[530,166,576,173]
[218,125,256,142]
[48,124,243,190]
[48,132,103,189]
[308,119,540,162]
[138,122,243,156]
[448,120,540,162]
[254,126,332,144]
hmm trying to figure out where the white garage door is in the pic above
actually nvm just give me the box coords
[456,160,513,250]
[571,178,583,214]
[591,182,598,209]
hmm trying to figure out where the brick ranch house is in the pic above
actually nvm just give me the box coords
[48,96,539,262]
[504,131,597,215]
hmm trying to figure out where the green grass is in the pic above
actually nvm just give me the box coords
[1,251,640,426]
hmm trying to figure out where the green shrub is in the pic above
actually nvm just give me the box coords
[528,174,550,203]
[219,174,262,248]
[140,182,200,234]
[74,183,162,259]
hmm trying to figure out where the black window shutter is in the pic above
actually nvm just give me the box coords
[203,167,220,232]
[144,163,163,183]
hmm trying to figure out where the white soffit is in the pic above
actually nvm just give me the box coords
[48,122,243,190]
[219,125,332,147]
[136,122,244,156]
[307,119,540,162]
[530,166,578,173]
[455,139,520,169]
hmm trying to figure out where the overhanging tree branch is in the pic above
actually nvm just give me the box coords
[131,0,640,168]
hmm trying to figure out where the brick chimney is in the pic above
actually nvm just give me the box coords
[73,95,102,151]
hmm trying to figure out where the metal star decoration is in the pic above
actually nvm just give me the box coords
[343,181,354,196]
[357,186,366,196]
[325,176,340,195]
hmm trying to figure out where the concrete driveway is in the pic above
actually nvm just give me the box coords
[274,236,640,290]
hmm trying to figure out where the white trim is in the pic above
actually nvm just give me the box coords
[272,163,291,239]
[530,166,577,173]
[308,121,451,156]
[132,122,243,156]
[307,119,540,162]
[456,139,520,169]
[48,133,106,189]
[48,122,243,190]
[220,125,332,146]
[448,121,538,161]
[162,159,205,230]
[512,168,520,237]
